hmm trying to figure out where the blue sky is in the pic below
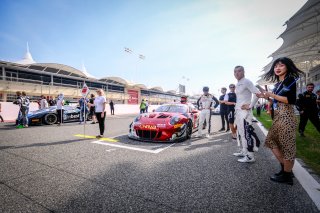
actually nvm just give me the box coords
[0,0,307,95]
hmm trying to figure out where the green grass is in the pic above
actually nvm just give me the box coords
[253,110,320,175]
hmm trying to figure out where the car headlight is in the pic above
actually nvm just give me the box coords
[134,115,142,122]
[170,116,180,125]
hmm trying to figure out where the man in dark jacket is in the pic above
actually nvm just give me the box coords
[109,100,115,115]
[219,87,229,132]
[296,83,320,137]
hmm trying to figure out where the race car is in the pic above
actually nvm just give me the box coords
[27,105,91,125]
[128,103,200,142]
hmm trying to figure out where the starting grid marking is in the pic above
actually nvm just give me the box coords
[91,140,176,154]
[74,134,118,142]
[74,134,175,154]
[74,131,229,154]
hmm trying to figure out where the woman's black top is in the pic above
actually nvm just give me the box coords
[272,76,297,105]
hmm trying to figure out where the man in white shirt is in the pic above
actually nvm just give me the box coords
[56,94,64,126]
[40,95,48,109]
[232,66,262,163]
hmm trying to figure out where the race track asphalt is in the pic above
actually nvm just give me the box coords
[0,114,319,212]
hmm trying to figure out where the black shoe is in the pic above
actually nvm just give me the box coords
[274,163,284,177]
[226,129,230,132]
[270,172,293,185]
[299,130,305,137]
[219,128,225,132]
[275,171,295,178]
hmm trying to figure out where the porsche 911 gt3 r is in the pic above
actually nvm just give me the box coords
[128,103,200,142]
[28,105,91,125]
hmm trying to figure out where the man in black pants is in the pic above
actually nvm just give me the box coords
[219,87,229,132]
[296,83,320,137]
[109,100,115,115]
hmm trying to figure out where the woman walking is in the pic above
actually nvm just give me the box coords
[262,57,303,185]
[89,94,97,124]
[94,89,107,138]
[56,94,64,126]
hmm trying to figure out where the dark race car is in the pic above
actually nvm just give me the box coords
[128,103,200,142]
[28,105,91,125]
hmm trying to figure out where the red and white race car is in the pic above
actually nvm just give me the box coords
[128,103,200,142]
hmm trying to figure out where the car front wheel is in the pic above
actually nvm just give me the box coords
[44,113,58,125]
[186,120,193,139]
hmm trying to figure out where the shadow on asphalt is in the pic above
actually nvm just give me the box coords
[50,149,319,212]
[0,138,93,150]
[112,133,227,152]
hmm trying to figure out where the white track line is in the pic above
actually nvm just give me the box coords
[92,140,175,154]
[254,117,320,210]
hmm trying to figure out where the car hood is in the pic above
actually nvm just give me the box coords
[139,112,186,124]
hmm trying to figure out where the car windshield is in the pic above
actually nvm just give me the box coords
[155,105,187,113]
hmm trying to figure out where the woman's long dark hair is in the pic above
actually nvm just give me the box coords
[263,57,304,82]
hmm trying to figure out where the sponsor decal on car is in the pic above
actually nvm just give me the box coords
[174,124,183,128]
[31,118,40,122]
[140,124,157,130]
[69,114,80,119]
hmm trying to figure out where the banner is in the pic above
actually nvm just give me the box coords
[81,83,90,98]
[128,90,138,104]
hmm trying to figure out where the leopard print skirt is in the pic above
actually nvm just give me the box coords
[265,103,297,161]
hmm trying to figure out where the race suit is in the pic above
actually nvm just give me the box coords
[235,78,260,153]
[197,94,219,136]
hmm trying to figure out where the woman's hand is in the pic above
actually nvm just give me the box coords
[255,93,265,98]
[264,92,274,98]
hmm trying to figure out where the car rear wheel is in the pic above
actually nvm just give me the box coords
[44,113,57,125]
[186,120,193,139]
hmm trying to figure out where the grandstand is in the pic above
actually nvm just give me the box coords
[0,48,183,104]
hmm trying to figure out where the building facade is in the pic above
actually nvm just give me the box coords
[0,59,181,104]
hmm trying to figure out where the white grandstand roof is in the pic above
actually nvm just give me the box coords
[167,90,177,94]
[81,62,95,78]
[259,0,320,84]
[134,84,147,89]
[149,86,163,92]
[99,76,128,86]
[31,63,91,78]
[15,43,35,65]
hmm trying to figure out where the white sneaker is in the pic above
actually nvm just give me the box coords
[233,150,245,157]
[253,146,259,152]
[237,154,255,163]
[205,134,211,138]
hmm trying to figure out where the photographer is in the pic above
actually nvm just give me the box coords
[13,91,30,128]
[13,91,22,126]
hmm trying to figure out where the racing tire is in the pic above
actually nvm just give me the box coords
[186,120,193,139]
[44,113,58,125]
